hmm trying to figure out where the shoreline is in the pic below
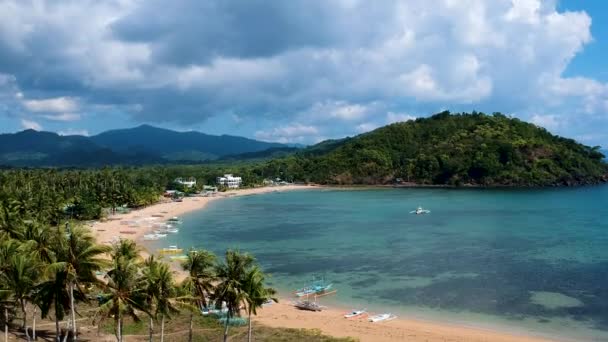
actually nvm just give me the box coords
[90,184,557,342]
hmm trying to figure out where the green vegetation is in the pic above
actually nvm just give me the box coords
[255,112,608,186]
[0,170,291,341]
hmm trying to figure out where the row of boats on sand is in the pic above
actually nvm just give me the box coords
[142,216,183,240]
[291,277,397,323]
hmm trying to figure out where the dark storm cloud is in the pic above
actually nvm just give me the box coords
[111,0,341,65]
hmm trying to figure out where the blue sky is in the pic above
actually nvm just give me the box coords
[0,0,607,147]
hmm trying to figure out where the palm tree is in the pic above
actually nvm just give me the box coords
[141,256,179,342]
[36,270,71,342]
[181,249,216,342]
[242,266,278,342]
[141,256,160,342]
[97,240,147,342]
[1,253,40,342]
[153,261,179,342]
[212,250,255,342]
[55,226,110,342]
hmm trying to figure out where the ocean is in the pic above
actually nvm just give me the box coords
[154,185,608,341]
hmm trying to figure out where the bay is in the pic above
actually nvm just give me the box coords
[156,185,608,341]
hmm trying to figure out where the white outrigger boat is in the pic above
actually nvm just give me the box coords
[410,206,430,215]
[143,233,166,240]
[167,216,183,224]
[344,309,367,318]
[369,313,397,322]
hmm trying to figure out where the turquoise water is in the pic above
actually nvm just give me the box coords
[155,186,608,341]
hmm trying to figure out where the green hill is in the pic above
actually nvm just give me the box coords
[256,112,608,186]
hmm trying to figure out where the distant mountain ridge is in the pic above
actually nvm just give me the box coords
[0,125,288,167]
[90,125,284,161]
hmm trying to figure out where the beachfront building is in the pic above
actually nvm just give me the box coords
[175,177,197,188]
[216,174,242,188]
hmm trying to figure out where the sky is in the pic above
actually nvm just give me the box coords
[0,0,607,147]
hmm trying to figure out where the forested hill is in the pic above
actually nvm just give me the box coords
[256,112,608,186]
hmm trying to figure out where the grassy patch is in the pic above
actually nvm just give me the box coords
[99,312,357,341]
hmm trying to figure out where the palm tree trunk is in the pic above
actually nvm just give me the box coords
[21,299,30,342]
[32,306,36,340]
[55,316,60,342]
[188,311,193,342]
[160,314,165,342]
[148,316,154,342]
[62,317,70,342]
[247,309,253,342]
[223,313,230,342]
[69,282,77,342]
[116,316,121,342]
[5,307,8,342]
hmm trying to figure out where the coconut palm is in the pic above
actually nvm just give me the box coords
[141,256,179,342]
[212,250,255,342]
[54,226,110,342]
[153,261,179,342]
[36,269,72,342]
[242,266,278,342]
[181,249,216,342]
[1,253,40,342]
[97,240,147,342]
[141,256,160,342]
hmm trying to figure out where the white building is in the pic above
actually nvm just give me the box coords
[175,177,197,188]
[216,174,242,188]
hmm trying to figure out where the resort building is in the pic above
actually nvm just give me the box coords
[216,174,242,188]
[175,177,197,188]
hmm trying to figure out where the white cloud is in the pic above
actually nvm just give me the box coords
[41,113,81,122]
[22,97,79,113]
[530,114,560,130]
[58,128,89,136]
[386,112,416,124]
[255,123,320,143]
[20,119,41,131]
[355,122,380,133]
[0,0,607,146]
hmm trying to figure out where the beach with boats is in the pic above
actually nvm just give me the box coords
[83,184,599,342]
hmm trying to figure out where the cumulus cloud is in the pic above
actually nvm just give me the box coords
[531,114,561,130]
[0,0,606,145]
[22,97,78,113]
[20,119,41,131]
[58,128,89,136]
[41,113,81,122]
[255,124,320,143]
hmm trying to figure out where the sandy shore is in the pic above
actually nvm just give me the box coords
[254,300,555,342]
[90,184,556,342]
[90,184,314,247]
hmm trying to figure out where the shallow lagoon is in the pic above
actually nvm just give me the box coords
[159,185,608,341]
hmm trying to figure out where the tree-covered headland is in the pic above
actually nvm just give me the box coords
[256,112,607,186]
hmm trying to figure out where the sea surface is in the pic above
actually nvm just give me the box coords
[154,186,608,341]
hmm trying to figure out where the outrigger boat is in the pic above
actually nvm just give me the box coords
[169,254,188,261]
[294,278,336,297]
[344,309,367,318]
[158,245,183,255]
[369,313,397,322]
[143,233,165,240]
[167,216,183,224]
[294,300,324,312]
[410,206,430,215]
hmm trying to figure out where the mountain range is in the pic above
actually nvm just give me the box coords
[0,125,287,167]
